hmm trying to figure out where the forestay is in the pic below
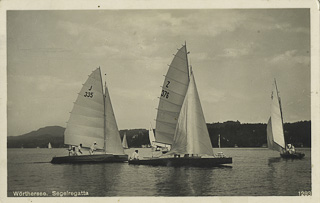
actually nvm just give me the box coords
[155,45,190,145]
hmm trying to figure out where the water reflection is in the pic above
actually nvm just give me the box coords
[154,166,232,196]
[59,163,125,196]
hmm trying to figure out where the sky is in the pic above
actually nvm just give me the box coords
[6,9,311,136]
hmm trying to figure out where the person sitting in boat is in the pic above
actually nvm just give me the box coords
[72,146,77,156]
[130,150,139,160]
[286,144,295,154]
[89,142,97,155]
[68,145,73,156]
[78,144,83,155]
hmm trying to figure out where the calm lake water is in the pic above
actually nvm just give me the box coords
[7,148,311,197]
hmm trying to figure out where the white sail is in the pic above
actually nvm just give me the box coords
[148,125,156,147]
[267,80,286,151]
[64,68,105,149]
[168,71,214,156]
[48,142,52,149]
[122,133,128,149]
[218,134,221,148]
[104,82,125,155]
[155,45,190,145]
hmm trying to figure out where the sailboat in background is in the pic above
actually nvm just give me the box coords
[48,142,52,149]
[122,132,128,149]
[51,67,128,164]
[266,79,305,159]
[148,124,156,147]
[148,123,170,152]
[218,134,221,148]
[129,43,232,167]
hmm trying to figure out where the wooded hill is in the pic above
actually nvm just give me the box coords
[7,121,311,148]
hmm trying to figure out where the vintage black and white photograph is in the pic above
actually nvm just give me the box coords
[1,0,319,201]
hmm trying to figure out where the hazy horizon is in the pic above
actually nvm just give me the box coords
[7,9,311,136]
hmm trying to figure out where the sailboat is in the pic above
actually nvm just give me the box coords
[48,142,52,149]
[266,79,305,159]
[148,123,170,152]
[51,68,128,164]
[122,132,128,149]
[148,124,156,147]
[129,43,232,167]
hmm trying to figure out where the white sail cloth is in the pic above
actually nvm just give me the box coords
[104,83,125,155]
[64,68,125,155]
[155,45,189,145]
[167,71,214,156]
[65,68,105,149]
[267,80,286,151]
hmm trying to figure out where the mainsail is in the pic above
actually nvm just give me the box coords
[122,133,128,149]
[168,71,214,156]
[64,67,124,155]
[267,79,286,152]
[65,68,105,149]
[155,45,190,145]
[48,142,52,149]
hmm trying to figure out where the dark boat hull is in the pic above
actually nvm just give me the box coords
[51,154,128,164]
[128,157,232,167]
[280,152,305,159]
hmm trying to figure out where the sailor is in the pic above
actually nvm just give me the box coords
[130,150,139,160]
[72,146,77,156]
[89,142,97,155]
[68,145,73,156]
[78,144,83,155]
[287,144,295,154]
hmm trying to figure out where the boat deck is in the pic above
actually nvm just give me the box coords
[128,156,232,167]
[51,154,128,164]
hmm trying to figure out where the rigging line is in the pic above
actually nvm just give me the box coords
[73,101,104,112]
[173,53,188,62]
[158,97,183,106]
[156,108,179,114]
[155,119,177,126]
[163,75,189,86]
[65,122,105,130]
[166,64,189,75]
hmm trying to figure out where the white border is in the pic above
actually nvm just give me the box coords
[0,0,319,203]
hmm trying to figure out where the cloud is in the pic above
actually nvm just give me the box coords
[270,49,310,65]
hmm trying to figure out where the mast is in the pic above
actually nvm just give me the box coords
[274,79,286,147]
[185,41,190,78]
[103,80,107,153]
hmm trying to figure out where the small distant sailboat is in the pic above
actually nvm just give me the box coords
[266,79,304,159]
[148,124,156,147]
[122,133,128,149]
[218,134,221,148]
[48,142,52,149]
[51,67,128,164]
[129,43,232,167]
[148,123,170,152]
